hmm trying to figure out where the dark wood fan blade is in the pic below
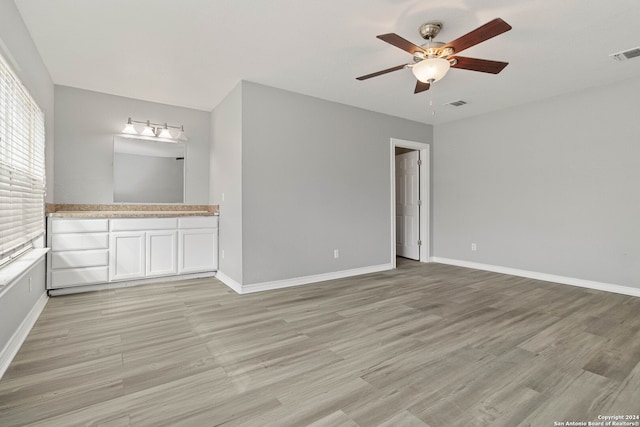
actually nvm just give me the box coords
[451,56,508,74]
[442,18,512,54]
[377,33,425,55]
[356,64,407,80]
[414,80,430,94]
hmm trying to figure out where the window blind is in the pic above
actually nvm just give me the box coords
[0,52,46,264]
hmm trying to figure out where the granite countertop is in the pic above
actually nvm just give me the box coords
[46,204,219,218]
[48,210,217,218]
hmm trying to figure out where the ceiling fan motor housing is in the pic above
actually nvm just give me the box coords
[419,41,444,58]
[418,22,443,40]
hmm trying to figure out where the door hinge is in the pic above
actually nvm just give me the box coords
[418,240,422,246]
[417,200,422,206]
[417,159,422,166]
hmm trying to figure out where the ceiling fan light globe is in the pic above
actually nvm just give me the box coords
[412,58,450,83]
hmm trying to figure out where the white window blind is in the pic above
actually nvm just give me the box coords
[0,52,46,264]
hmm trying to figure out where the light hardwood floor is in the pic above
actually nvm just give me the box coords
[1,259,639,426]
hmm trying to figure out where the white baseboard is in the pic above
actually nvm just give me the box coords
[431,257,640,298]
[0,292,48,380]
[214,271,243,294]
[217,263,394,294]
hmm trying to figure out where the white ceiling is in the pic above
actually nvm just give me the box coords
[14,0,640,125]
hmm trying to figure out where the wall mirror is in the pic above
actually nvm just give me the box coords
[113,135,185,203]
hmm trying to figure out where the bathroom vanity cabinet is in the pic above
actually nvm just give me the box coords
[47,215,218,293]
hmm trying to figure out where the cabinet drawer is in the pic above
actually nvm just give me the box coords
[51,266,109,288]
[110,218,177,231]
[51,218,109,233]
[178,216,218,229]
[51,250,109,269]
[51,233,109,251]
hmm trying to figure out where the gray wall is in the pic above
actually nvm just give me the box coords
[211,83,243,283]
[434,76,640,289]
[0,0,54,202]
[241,82,432,285]
[54,85,210,204]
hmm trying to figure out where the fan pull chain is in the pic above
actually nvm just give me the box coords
[428,95,436,117]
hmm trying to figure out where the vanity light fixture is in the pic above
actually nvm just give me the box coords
[157,123,173,139]
[121,117,188,141]
[175,125,188,141]
[122,118,137,134]
[140,120,156,137]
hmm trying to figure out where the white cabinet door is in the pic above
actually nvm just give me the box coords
[110,232,145,281]
[178,229,218,274]
[146,230,177,277]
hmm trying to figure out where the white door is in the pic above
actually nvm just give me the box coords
[109,231,145,281]
[178,229,218,274]
[395,150,420,260]
[146,230,177,277]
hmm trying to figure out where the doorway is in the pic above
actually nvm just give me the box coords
[390,138,430,268]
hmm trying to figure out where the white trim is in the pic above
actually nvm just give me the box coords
[431,257,640,298]
[390,138,430,267]
[0,292,48,379]
[214,270,243,294]
[235,263,393,294]
[0,248,49,295]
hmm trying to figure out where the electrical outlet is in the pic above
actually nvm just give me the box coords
[221,192,225,202]
[471,243,477,251]
[29,277,32,293]
[333,249,339,259]
[221,250,225,259]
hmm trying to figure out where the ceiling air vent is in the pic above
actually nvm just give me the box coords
[444,100,467,107]
[610,47,640,61]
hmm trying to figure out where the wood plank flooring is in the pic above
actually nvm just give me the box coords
[1,259,639,426]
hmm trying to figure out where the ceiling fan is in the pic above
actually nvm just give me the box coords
[356,18,512,93]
